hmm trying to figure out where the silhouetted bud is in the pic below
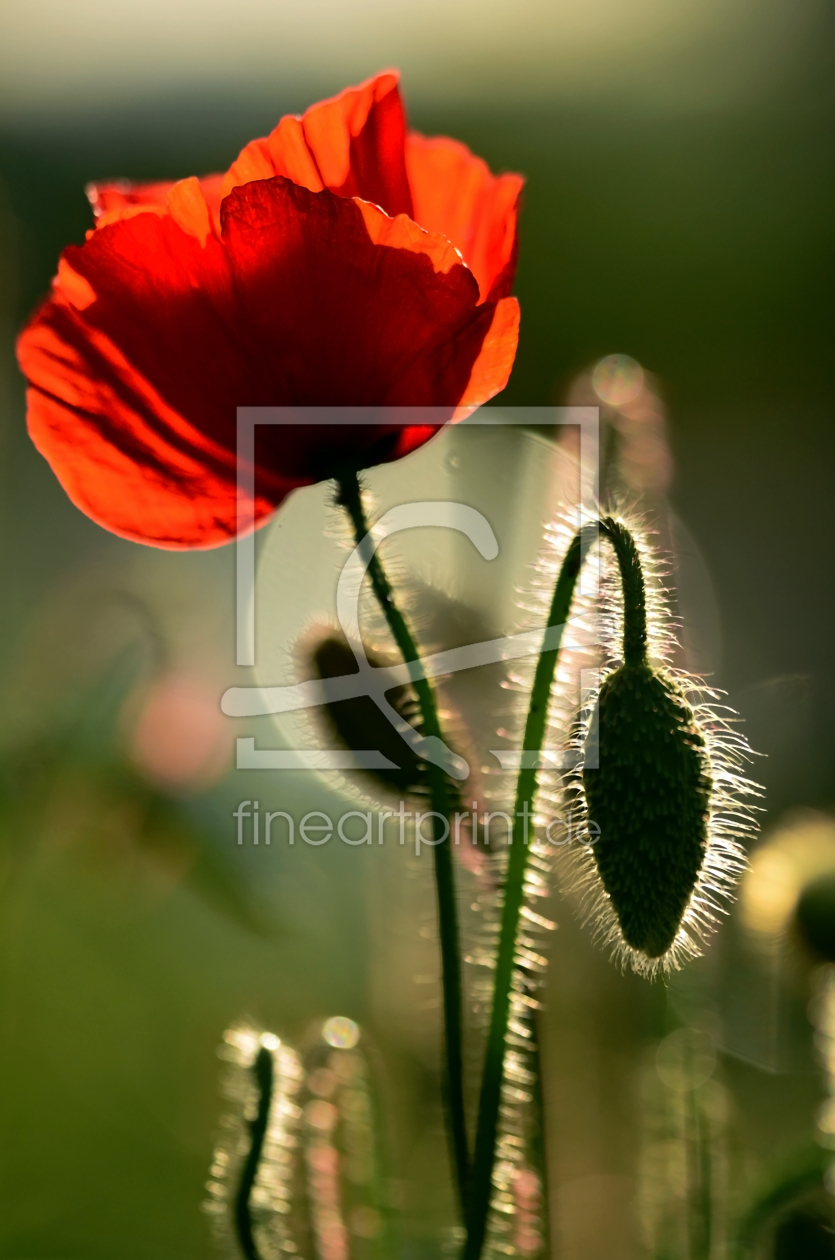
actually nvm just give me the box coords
[566,516,758,976]
[584,662,712,959]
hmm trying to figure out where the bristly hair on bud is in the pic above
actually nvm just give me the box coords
[563,514,760,979]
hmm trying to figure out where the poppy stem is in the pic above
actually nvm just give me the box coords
[233,1044,273,1260]
[335,469,471,1218]
[463,521,600,1260]
[598,515,648,667]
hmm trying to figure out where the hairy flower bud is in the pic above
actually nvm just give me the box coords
[558,515,758,977]
[583,661,713,959]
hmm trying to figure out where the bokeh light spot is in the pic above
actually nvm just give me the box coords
[592,353,645,407]
[655,1028,716,1092]
[130,673,230,792]
[305,1099,338,1132]
[322,1016,360,1049]
[350,1206,381,1239]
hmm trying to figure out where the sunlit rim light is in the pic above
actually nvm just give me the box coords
[540,508,761,979]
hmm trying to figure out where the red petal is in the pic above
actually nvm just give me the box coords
[82,78,522,307]
[83,79,523,307]
[87,174,225,232]
[17,179,517,549]
[405,134,523,302]
[452,296,520,417]
[223,70,413,218]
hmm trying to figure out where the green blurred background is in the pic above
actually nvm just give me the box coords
[0,0,834,1256]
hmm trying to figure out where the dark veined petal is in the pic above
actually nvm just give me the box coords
[17,178,519,549]
[85,71,523,305]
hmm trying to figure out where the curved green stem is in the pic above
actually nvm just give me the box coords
[336,470,470,1216]
[234,1045,273,1260]
[464,516,646,1260]
[598,516,648,667]
[463,523,594,1260]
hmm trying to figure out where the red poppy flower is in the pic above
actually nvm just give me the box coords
[16,71,522,549]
